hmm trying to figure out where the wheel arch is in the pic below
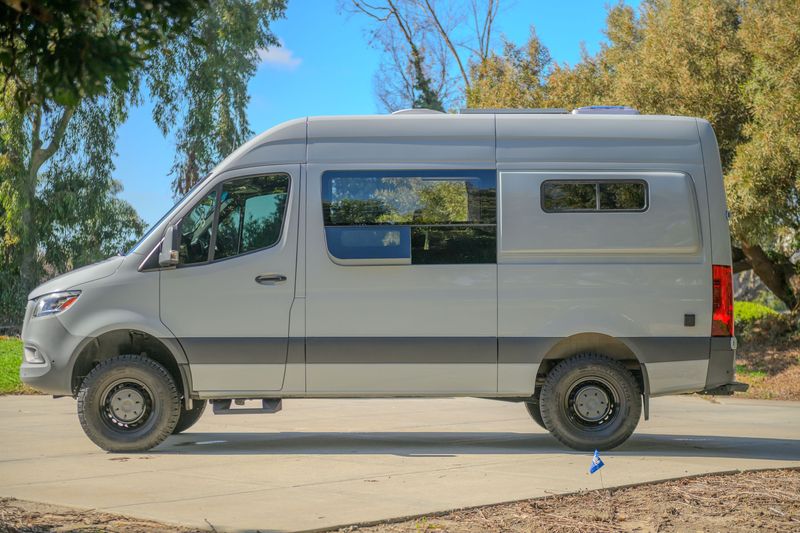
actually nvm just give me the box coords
[70,328,191,405]
[537,332,650,415]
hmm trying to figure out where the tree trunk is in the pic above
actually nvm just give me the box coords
[739,243,800,312]
[18,103,75,297]
[18,165,37,297]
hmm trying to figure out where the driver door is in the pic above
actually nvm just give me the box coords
[160,165,299,393]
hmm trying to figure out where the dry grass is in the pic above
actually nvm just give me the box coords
[337,469,800,533]
[0,498,202,533]
[736,339,800,400]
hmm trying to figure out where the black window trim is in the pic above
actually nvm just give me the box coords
[321,169,498,266]
[540,178,649,213]
[141,172,292,271]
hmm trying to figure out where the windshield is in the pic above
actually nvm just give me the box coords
[126,173,213,255]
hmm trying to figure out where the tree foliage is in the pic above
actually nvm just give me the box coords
[0,0,202,109]
[467,0,800,311]
[148,0,287,195]
[0,0,287,327]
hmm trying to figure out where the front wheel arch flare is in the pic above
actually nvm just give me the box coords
[70,330,188,401]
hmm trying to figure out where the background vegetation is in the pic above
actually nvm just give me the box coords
[0,0,286,329]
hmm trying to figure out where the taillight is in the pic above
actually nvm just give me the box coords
[712,264,733,337]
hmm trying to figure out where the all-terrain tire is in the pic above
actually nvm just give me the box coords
[77,355,181,452]
[172,400,207,434]
[524,399,546,429]
[539,353,641,451]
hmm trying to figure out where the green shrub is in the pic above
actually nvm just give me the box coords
[734,302,796,347]
[0,336,27,394]
[734,301,778,324]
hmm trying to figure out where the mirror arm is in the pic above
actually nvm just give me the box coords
[158,225,179,268]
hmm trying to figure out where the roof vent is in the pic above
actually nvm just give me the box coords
[571,105,639,115]
[391,108,444,115]
[459,108,568,115]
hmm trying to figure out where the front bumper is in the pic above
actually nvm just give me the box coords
[20,302,84,396]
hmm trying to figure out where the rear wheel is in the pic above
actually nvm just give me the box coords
[540,353,641,451]
[77,355,181,452]
[172,400,207,434]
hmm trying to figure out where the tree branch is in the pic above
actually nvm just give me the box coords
[741,243,798,311]
[29,106,74,177]
[351,1,391,22]
[420,0,470,88]
[385,0,416,53]
[732,245,752,274]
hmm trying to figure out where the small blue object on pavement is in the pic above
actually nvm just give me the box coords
[589,449,605,474]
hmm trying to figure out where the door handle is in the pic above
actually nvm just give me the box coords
[255,273,287,285]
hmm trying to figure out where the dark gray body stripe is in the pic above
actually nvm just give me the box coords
[175,336,715,365]
[617,337,710,363]
[307,337,496,364]
[497,338,562,364]
[490,337,709,364]
[180,337,288,365]
[707,337,736,388]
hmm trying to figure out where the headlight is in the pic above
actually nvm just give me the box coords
[33,291,81,317]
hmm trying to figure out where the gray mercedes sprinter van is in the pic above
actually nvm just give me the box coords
[20,107,746,452]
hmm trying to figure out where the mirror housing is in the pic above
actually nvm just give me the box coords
[158,225,179,267]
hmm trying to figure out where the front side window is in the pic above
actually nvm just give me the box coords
[322,170,496,264]
[542,180,647,212]
[178,191,217,265]
[215,175,290,259]
[177,174,289,265]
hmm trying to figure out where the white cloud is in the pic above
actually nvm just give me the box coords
[257,42,302,70]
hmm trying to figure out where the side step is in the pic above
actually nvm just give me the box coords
[699,381,749,396]
[212,399,282,415]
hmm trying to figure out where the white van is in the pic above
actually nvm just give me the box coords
[20,107,746,452]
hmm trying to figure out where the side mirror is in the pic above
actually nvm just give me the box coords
[158,225,179,267]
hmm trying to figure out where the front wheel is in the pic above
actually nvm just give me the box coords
[173,400,207,434]
[77,355,181,452]
[540,353,641,451]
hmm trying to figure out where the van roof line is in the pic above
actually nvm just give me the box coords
[459,108,569,115]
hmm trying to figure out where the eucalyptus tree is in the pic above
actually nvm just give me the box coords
[0,0,287,326]
[466,0,800,312]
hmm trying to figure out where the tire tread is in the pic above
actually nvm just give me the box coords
[77,354,181,452]
[539,353,641,451]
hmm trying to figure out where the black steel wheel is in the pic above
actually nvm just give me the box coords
[540,353,641,451]
[77,355,181,452]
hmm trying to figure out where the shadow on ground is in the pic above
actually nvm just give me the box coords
[158,431,800,460]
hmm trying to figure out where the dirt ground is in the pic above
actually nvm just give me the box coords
[736,341,800,400]
[1,470,798,533]
[0,498,199,533]
[337,469,800,533]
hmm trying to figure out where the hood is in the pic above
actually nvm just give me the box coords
[28,256,125,300]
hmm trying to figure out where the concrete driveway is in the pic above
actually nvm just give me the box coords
[1,395,798,532]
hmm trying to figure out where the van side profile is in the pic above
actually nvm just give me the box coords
[20,108,746,452]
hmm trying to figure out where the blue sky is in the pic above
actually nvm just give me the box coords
[116,1,640,226]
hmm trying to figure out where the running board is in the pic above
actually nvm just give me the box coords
[212,399,282,414]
